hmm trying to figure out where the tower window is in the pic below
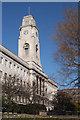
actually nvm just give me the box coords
[0,57,3,64]
[23,43,29,55]
[36,44,38,52]
[23,43,29,49]
[36,32,38,37]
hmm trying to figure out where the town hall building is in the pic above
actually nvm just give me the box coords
[0,15,57,110]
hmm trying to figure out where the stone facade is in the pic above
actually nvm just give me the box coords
[0,15,57,110]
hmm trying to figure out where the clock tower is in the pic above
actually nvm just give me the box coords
[18,15,42,69]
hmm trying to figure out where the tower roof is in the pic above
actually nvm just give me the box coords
[19,15,38,31]
[22,15,36,26]
[23,15,35,20]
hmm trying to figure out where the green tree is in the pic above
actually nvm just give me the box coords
[73,102,80,111]
[52,92,76,111]
[52,6,79,88]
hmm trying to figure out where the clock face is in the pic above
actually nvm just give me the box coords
[24,30,28,35]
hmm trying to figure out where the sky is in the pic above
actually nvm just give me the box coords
[2,2,77,82]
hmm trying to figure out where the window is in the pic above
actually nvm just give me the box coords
[5,59,7,66]
[17,66,19,73]
[35,32,38,37]
[17,79,19,84]
[22,97,24,103]
[20,96,22,103]
[36,44,38,52]
[9,62,12,69]
[33,81,35,86]
[0,71,2,79]
[46,88,47,93]
[13,76,15,85]
[14,64,16,71]
[21,68,22,71]
[0,57,3,64]
[24,81,25,86]
[9,75,11,82]
[21,80,22,86]
[23,43,29,55]
[19,96,21,102]
[9,75,11,78]
[24,70,26,76]
[4,73,7,82]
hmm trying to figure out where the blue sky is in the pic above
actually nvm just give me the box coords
[2,2,77,80]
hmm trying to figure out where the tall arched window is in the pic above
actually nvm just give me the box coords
[23,43,29,55]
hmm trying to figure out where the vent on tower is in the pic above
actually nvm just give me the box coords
[36,44,38,52]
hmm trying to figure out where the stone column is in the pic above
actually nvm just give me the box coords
[42,79,44,96]
[36,76,38,94]
[40,78,41,95]
[0,71,3,81]
[29,70,33,86]
[38,77,40,95]
[2,58,5,66]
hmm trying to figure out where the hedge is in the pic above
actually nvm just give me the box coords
[2,98,46,114]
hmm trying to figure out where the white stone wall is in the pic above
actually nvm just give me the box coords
[0,53,29,84]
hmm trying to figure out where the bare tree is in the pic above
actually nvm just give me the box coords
[2,75,20,100]
[52,7,79,88]
[2,74,52,109]
[2,75,32,103]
